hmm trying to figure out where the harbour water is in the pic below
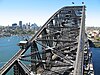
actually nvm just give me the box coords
[0,36,100,75]
[0,36,28,75]
[91,48,100,75]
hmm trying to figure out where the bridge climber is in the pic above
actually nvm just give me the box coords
[0,5,94,75]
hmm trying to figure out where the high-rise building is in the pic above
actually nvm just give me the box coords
[26,23,28,30]
[19,21,22,29]
[23,24,26,30]
[28,22,30,29]
[12,23,17,29]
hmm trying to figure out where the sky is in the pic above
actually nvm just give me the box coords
[0,0,100,27]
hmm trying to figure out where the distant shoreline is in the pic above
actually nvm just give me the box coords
[0,34,32,38]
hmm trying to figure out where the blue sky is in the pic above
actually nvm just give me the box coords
[0,0,100,27]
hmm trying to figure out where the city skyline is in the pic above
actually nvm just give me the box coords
[0,0,100,27]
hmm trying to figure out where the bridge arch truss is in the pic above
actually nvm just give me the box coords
[0,6,93,75]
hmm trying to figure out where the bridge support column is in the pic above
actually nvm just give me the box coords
[31,41,37,74]
[13,61,26,75]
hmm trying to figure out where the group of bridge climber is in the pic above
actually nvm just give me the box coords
[0,5,94,75]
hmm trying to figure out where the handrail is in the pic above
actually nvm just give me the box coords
[73,5,85,75]
[0,49,26,74]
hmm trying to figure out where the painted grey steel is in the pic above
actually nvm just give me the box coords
[73,5,85,75]
[0,6,93,75]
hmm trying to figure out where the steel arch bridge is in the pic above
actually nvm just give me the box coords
[0,6,94,75]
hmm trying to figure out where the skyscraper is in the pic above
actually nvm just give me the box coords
[19,21,22,29]
[12,23,17,29]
